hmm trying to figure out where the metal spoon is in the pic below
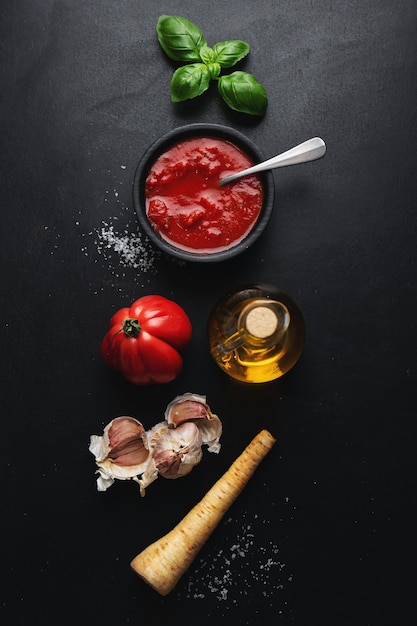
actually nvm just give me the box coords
[219,137,326,186]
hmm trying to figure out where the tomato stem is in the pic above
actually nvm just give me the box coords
[122,318,141,338]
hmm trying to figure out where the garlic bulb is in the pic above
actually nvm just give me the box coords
[89,393,222,496]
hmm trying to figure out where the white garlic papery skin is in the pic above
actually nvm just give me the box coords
[89,416,158,495]
[165,393,223,453]
[149,421,203,479]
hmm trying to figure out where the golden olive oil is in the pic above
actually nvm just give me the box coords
[207,284,305,383]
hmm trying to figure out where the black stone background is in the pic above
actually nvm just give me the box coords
[1,1,416,625]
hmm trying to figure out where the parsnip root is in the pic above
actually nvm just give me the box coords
[130,429,276,595]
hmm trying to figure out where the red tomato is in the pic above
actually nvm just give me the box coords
[101,295,192,385]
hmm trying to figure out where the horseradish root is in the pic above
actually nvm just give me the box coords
[130,429,276,595]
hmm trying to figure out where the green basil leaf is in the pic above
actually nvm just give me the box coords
[157,15,208,62]
[170,64,212,102]
[218,71,268,116]
[212,40,250,68]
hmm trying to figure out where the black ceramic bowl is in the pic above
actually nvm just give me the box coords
[132,123,274,263]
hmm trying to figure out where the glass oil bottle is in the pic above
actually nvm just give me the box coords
[207,284,305,383]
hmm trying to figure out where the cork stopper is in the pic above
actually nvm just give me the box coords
[245,306,278,339]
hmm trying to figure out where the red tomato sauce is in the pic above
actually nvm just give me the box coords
[145,137,263,253]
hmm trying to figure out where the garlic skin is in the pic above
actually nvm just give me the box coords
[149,421,203,478]
[165,393,222,453]
[89,416,158,495]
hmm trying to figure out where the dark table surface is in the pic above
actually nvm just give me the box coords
[1,1,416,625]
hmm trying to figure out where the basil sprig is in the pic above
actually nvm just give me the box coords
[156,15,268,116]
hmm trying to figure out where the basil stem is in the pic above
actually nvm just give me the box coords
[218,71,268,116]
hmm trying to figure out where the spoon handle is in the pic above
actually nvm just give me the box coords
[219,137,326,185]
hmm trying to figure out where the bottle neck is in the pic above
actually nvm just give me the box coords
[215,299,290,356]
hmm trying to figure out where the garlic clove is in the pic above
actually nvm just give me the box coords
[149,421,203,479]
[165,393,222,454]
[107,416,149,466]
[165,393,212,426]
[152,448,183,476]
[89,416,158,495]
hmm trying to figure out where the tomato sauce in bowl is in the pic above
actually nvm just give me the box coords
[133,124,274,263]
[145,137,263,254]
